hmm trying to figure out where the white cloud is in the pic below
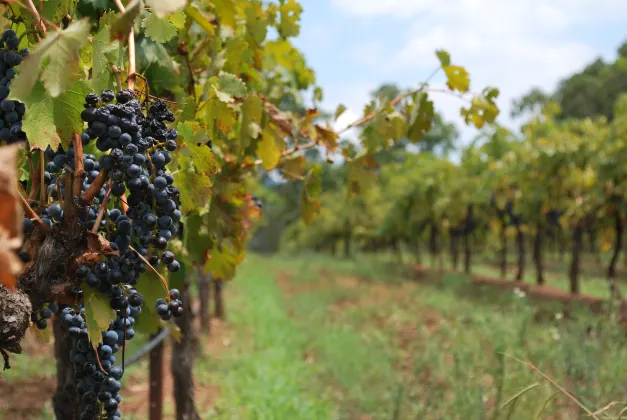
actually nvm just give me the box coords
[328,0,626,145]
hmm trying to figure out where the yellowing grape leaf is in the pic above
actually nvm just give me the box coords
[443,65,470,93]
[204,239,243,280]
[83,287,116,350]
[11,19,90,98]
[257,124,285,171]
[435,49,451,67]
[240,94,263,148]
[334,103,347,121]
[246,3,267,45]
[185,4,216,34]
[314,125,339,151]
[176,121,218,174]
[279,155,306,180]
[301,165,322,224]
[407,93,434,143]
[277,0,302,37]
[175,155,213,213]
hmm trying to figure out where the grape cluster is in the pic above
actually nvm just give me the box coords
[156,288,182,320]
[61,288,142,420]
[79,89,182,271]
[0,29,28,145]
[30,301,58,330]
[17,89,185,418]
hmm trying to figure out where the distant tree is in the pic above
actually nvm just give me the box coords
[513,40,627,121]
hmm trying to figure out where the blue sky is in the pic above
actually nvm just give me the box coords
[291,0,627,147]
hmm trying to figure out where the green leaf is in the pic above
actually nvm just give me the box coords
[185,3,216,34]
[176,121,218,174]
[142,12,177,43]
[145,0,186,17]
[110,0,141,40]
[83,287,116,350]
[134,270,168,336]
[257,123,284,171]
[92,21,120,93]
[184,212,213,262]
[11,19,90,98]
[175,155,213,213]
[334,104,347,121]
[435,49,451,67]
[407,93,434,143]
[142,11,185,43]
[54,80,93,141]
[11,79,89,151]
[169,10,186,28]
[301,165,322,224]
[175,96,197,125]
[213,72,247,103]
[245,3,267,45]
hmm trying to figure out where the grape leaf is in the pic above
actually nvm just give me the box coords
[11,19,90,98]
[54,80,92,142]
[314,125,339,151]
[435,49,451,67]
[277,0,302,38]
[279,155,306,180]
[210,0,237,28]
[334,104,347,121]
[142,12,184,43]
[175,155,213,212]
[145,0,186,17]
[239,94,262,147]
[213,72,247,103]
[443,65,470,93]
[183,212,213,262]
[134,270,168,335]
[301,165,321,224]
[12,79,90,151]
[407,92,434,143]
[246,3,267,45]
[204,239,243,280]
[176,121,218,174]
[92,22,120,93]
[185,3,216,34]
[110,0,141,40]
[83,287,116,350]
[175,96,197,125]
[257,123,284,171]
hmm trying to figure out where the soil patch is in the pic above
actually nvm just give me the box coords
[124,317,230,418]
[0,376,56,419]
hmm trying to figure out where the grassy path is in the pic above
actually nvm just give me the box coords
[211,254,627,419]
[206,256,336,419]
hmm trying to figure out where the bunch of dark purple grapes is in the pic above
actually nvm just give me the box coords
[0,28,29,145]
[61,287,143,420]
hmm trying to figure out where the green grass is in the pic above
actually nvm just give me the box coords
[372,249,626,299]
[206,255,336,419]
[209,253,627,419]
